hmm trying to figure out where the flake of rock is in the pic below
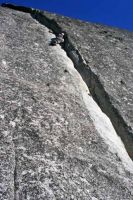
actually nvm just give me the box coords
[43,9,133,159]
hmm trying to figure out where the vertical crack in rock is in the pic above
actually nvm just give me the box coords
[13,152,17,200]
[1,3,133,162]
[10,133,17,200]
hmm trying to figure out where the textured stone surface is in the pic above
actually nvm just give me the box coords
[0,6,133,200]
[42,11,133,158]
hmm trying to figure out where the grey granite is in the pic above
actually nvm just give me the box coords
[41,10,133,159]
[0,5,133,200]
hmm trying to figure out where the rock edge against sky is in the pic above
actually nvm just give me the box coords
[0,4,133,200]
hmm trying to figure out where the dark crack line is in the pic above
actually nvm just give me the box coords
[13,154,17,200]
[1,3,133,160]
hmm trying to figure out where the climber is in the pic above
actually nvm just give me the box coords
[50,32,65,46]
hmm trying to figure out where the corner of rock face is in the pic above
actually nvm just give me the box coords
[0,4,133,200]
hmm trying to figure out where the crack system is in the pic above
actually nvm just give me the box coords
[1,3,133,160]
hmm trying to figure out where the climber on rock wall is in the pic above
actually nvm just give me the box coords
[50,32,65,46]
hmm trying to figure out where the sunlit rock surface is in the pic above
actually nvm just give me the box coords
[44,10,133,159]
[0,6,133,200]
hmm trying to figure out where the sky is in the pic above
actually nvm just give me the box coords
[0,0,133,31]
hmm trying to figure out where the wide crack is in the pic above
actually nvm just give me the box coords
[1,3,133,160]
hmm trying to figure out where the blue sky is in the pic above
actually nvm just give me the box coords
[1,0,133,31]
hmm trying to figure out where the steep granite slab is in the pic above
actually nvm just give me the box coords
[41,11,133,159]
[0,6,133,200]
[2,0,133,159]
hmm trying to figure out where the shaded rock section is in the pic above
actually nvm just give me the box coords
[0,5,133,200]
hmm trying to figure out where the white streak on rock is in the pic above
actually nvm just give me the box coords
[55,46,133,173]
[9,121,16,128]
[2,60,7,66]
[0,114,4,119]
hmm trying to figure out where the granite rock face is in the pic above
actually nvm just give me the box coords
[0,5,133,200]
[42,10,133,159]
